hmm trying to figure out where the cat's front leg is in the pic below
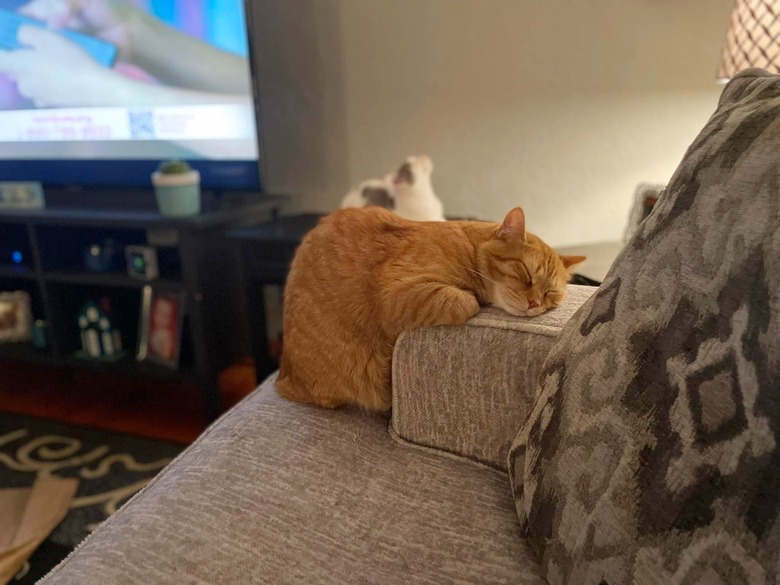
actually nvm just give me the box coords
[433,286,481,325]
[384,282,480,335]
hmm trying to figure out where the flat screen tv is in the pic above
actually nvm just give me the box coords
[0,0,263,192]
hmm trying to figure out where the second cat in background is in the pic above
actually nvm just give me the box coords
[340,154,446,222]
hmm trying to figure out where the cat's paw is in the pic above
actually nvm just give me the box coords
[447,289,480,324]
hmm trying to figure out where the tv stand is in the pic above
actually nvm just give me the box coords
[42,185,265,213]
[0,195,285,420]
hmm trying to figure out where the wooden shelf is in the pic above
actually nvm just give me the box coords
[64,353,196,383]
[0,342,58,366]
[0,196,285,230]
[0,343,195,383]
[43,269,183,291]
[0,265,36,280]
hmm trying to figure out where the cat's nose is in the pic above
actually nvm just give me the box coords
[527,299,539,309]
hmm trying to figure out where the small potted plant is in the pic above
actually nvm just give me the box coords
[151,160,201,217]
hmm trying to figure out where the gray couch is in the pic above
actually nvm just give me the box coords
[38,288,594,585]
[41,69,779,584]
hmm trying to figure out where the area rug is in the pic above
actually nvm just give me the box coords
[0,412,183,584]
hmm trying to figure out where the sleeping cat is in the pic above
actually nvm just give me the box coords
[340,177,395,211]
[277,206,585,411]
[391,155,446,221]
[339,155,446,221]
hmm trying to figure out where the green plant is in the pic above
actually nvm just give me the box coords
[157,160,192,174]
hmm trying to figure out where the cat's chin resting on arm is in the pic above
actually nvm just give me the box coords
[276,206,585,412]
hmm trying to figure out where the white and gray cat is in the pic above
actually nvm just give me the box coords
[340,155,446,222]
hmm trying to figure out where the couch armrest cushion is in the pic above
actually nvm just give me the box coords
[391,285,596,471]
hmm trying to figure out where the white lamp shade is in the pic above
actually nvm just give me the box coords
[717,0,780,82]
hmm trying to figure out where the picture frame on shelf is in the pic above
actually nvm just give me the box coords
[0,291,32,343]
[136,286,184,368]
[0,182,45,209]
[125,245,159,281]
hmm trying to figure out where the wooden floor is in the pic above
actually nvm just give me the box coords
[0,361,256,444]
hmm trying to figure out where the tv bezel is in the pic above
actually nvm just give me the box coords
[0,0,265,193]
[1,159,261,190]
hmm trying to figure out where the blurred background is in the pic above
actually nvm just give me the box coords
[252,0,734,247]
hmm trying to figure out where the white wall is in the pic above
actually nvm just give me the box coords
[252,0,735,247]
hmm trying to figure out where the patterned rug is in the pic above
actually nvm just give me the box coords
[0,412,184,584]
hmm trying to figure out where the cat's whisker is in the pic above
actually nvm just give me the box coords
[463,266,499,286]
[463,266,513,294]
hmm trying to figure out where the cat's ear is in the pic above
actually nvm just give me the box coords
[560,255,586,268]
[497,207,526,242]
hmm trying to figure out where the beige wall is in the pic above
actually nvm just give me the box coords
[252,0,735,247]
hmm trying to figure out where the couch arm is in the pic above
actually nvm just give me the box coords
[390,285,595,471]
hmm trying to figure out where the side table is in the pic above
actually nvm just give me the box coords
[229,214,324,380]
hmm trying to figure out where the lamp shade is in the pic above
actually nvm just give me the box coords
[717,0,780,82]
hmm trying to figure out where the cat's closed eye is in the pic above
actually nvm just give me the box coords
[517,262,533,285]
[545,289,564,304]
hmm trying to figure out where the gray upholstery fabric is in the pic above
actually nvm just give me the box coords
[392,285,595,470]
[41,376,545,585]
[508,68,780,584]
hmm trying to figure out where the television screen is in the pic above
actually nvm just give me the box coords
[0,0,261,189]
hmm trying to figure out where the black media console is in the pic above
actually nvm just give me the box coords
[0,194,285,420]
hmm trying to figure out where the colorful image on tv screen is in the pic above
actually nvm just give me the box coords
[0,0,259,161]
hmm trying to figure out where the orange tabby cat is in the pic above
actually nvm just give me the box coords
[277,207,584,411]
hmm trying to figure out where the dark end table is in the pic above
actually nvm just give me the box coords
[229,214,324,379]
